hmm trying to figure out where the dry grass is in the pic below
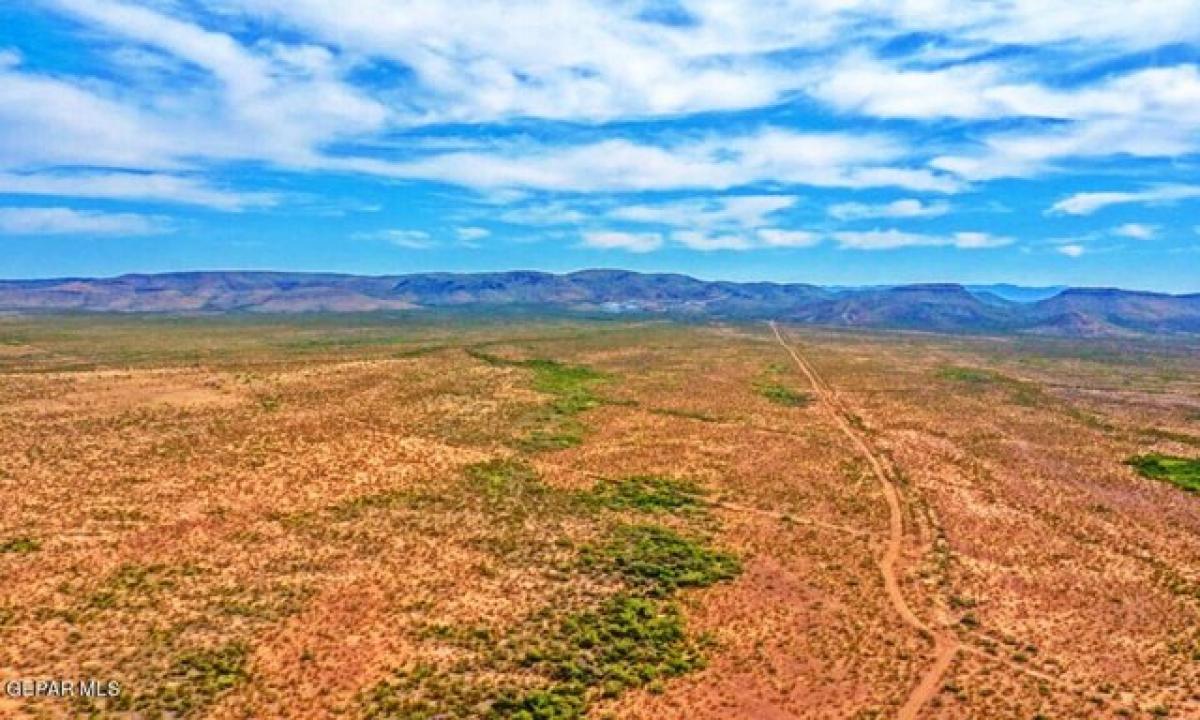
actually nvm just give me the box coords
[0,314,1198,718]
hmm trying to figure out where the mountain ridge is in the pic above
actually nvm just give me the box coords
[1,270,1197,337]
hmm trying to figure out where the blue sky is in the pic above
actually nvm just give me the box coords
[1,1,1199,291]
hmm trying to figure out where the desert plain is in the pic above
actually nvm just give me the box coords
[0,312,1198,719]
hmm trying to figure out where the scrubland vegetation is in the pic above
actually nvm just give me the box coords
[1127,454,1200,493]
[0,314,1198,718]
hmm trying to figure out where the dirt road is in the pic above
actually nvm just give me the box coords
[770,322,958,719]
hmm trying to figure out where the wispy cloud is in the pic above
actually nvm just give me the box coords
[499,202,588,226]
[580,195,818,252]
[581,231,662,253]
[757,229,820,248]
[455,226,490,242]
[1049,185,1200,216]
[0,171,275,211]
[828,198,949,221]
[672,231,755,251]
[3,1,1197,192]
[930,66,1200,181]
[585,226,1006,253]
[832,229,1012,250]
[0,206,168,235]
[375,130,959,193]
[1112,223,1158,240]
[1057,243,1086,257]
[353,229,435,249]
[610,195,797,229]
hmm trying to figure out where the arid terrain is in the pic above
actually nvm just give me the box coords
[1,313,1198,719]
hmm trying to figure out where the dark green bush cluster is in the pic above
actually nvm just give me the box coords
[466,459,551,510]
[0,536,40,554]
[586,475,705,513]
[756,382,812,407]
[582,524,742,597]
[937,366,998,384]
[362,664,501,720]
[491,595,705,718]
[467,348,606,451]
[525,359,605,415]
[937,365,1045,406]
[528,595,703,687]
[519,361,605,451]
[1126,454,1200,493]
[488,685,587,720]
[87,563,179,611]
[359,455,740,719]
[114,642,249,717]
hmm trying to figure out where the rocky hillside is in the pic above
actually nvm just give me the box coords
[1,270,1197,336]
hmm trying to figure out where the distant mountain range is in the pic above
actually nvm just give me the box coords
[1,270,1197,337]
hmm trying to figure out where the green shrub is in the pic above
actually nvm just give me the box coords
[587,475,706,513]
[938,366,997,384]
[465,459,556,517]
[1126,454,1200,493]
[525,360,605,413]
[327,489,407,521]
[583,524,741,596]
[757,383,812,407]
[468,349,607,452]
[0,536,40,554]
[513,595,705,702]
[117,642,249,716]
[489,684,587,719]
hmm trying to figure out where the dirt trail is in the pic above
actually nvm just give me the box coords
[769,322,958,719]
[711,498,874,538]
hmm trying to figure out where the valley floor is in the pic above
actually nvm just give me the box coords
[1,314,1198,718]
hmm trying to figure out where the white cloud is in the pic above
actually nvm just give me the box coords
[202,0,1200,130]
[832,229,1012,250]
[927,1,1200,49]
[1112,223,1158,240]
[756,228,820,248]
[0,0,388,177]
[0,49,21,69]
[499,202,588,226]
[610,195,797,229]
[4,0,1198,218]
[581,231,662,253]
[586,199,823,252]
[809,52,1178,123]
[673,231,754,251]
[375,129,959,193]
[54,0,388,150]
[599,226,825,252]
[951,231,1012,249]
[1057,243,1086,257]
[930,66,1200,180]
[1049,185,1200,215]
[0,65,178,170]
[455,226,490,242]
[810,54,1011,120]
[0,207,167,235]
[353,229,435,249]
[828,198,949,220]
[0,171,274,210]
[208,0,836,124]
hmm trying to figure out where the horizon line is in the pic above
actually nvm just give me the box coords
[1,267,1195,296]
